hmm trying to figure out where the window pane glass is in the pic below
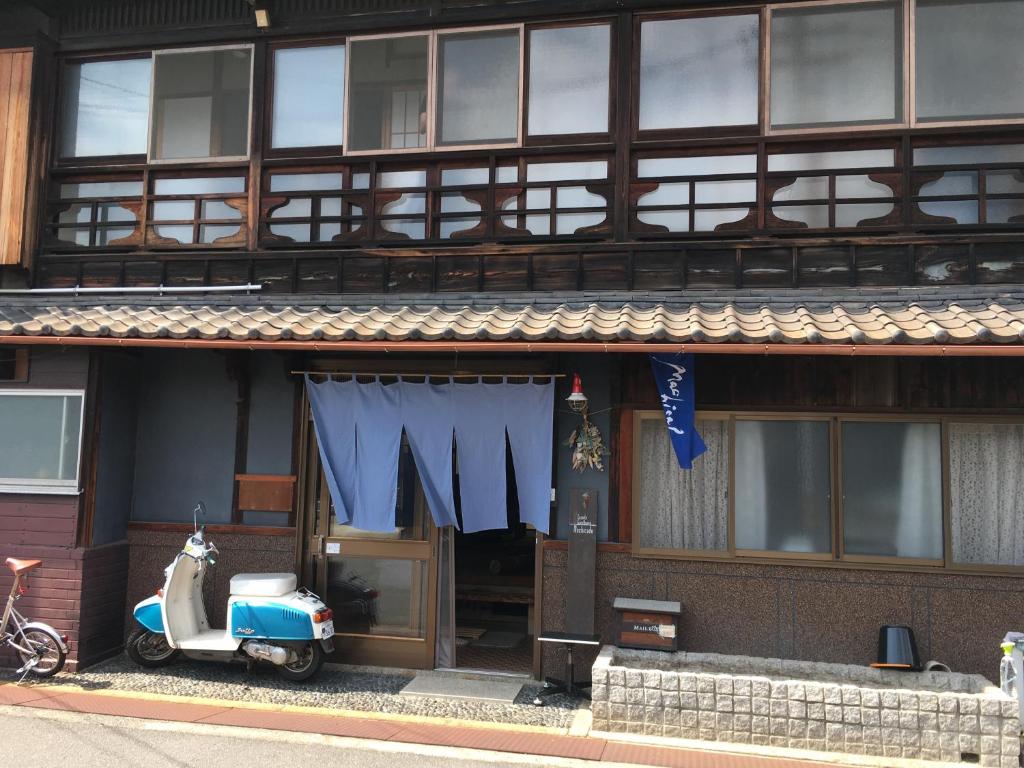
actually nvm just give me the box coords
[153,177,245,195]
[640,15,759,131]
[770,2,902,129]
[269,173,344,193]
[638,418,728,551]
[841,422,943,560]
[767,149,895,173]
[916,0,1024,122]
[348,36,429,151]
[437,30,520,146]
[60,181,144,198]
[152,48,251,160]
[950,423,1024,566]
[272,45,345,148]
[734,420,831,553]
[0,394,83,484]
[326,556,427,637]
[60,58,151,158]
[914,144,1024,166]
[528,25,609,135]
[637,154,758,178]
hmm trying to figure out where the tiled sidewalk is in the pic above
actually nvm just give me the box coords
[0,681,834,768]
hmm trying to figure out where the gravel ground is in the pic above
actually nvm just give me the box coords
[21,655,585,729]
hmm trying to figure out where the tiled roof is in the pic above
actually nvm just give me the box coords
[1,289,1024,345]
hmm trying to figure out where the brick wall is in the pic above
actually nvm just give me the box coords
[0,494,84,671]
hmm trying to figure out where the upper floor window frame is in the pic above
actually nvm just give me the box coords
[342,24,526,157]
[148,43,255,165]
[56,43,255,168]
[56,51,153,166]
[264,37,347,159]
[523,18,616,146]
[633,7,766,142]
[765,0,909,135]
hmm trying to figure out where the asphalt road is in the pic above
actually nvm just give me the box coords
[0,706,600,768]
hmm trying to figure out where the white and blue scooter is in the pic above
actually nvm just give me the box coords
[127,503,334,681]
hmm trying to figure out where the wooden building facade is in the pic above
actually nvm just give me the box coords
[0,0,1023,681]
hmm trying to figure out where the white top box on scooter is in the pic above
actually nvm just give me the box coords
[230,573,297,597]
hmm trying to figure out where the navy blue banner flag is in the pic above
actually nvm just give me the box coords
[649,353,706,469]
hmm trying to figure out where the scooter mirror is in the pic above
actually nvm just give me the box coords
[193,501,207,532]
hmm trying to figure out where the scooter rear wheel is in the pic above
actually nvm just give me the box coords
[276,641,324,682]
[126,627,180,668]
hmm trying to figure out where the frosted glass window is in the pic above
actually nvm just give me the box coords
[60,181,143,198]
[437,30,520,146]
[268,173,344,193]
[151,48,252,160]
[348,36,429,151]
[914,144,1024,166]
[639,15,759,130]
[153,177,245,195]
[0,393,84,491]
[60,58,151,158]
[694,209,750,231]
[637,155,757,178]
[950,423,1024,566]
[770,2,902,129]
[768,149,895,173]
[734,420,831,553]
[526,161,607,182]
[916,0,1024,122]
[637,418,728,552]
[272,45,345,148]
[528,25,610,136]
[841,422,943,560]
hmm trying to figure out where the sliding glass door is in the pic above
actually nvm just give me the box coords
[304,421,439,668]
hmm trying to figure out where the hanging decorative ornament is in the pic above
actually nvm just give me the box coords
[564,374,608,472]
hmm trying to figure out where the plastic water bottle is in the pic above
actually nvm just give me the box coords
[1000,641,1017,699]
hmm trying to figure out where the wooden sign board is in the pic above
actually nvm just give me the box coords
[613,597,681,652]
[565,489,598,636]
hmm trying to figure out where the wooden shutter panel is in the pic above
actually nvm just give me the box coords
[0,49,32,267]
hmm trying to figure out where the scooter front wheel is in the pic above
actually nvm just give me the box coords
[277,641,325,682]
[126,627,180,668]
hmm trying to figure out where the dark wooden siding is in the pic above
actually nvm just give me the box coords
[622,354,1024,412]
[77,541,129,667]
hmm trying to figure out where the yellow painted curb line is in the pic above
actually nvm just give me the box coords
[1,681,569,737]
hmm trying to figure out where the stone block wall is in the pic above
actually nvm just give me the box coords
[591,647,1021,767]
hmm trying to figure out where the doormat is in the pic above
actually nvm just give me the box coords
[399,674,524,704]
[473,630,526,649]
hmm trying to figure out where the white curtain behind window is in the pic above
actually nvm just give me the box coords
[950,423,1024,566]
[638,418,728,550]
[893,423,944,559]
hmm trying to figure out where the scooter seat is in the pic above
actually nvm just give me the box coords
[230,573,297,598]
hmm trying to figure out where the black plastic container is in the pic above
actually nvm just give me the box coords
[873,625,921,670]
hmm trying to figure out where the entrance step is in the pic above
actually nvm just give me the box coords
[399,672,524,704]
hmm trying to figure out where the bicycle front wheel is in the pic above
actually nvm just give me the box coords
[15,626,66,677]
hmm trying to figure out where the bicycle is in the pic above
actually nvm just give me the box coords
[2,558,68,680]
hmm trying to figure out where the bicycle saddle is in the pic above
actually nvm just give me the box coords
[5,558,42,575]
